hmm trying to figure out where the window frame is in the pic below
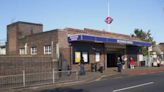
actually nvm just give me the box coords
[44,45,52,55]
[31,47,37,55]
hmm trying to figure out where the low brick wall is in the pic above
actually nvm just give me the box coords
[0,56,58,75]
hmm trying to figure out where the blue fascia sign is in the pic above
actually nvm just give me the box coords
[68,34,152,47]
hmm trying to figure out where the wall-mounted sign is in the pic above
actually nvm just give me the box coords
[117,39,133,44]
[82,52,88,63]
[69,35,79,41]
[75,52,81,63]
[96,52,100,62]
[68,34,151,46]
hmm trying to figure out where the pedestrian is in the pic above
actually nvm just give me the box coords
[130,57,135,69]
[121,55,127,69]
[79,57,85,75]
[117,57,122,72]
[98,63,104,73]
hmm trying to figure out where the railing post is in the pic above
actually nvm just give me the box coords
[23,70,25,87]
[53,68,55,83]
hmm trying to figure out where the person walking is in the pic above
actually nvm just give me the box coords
[79,57,85,75]
[130,57,135,69]
[121,55,127,69]
[117,57,122,72]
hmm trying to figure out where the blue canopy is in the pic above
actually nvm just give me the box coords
[68,34,152,47]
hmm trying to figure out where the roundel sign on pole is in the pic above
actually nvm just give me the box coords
[105,16,113,24]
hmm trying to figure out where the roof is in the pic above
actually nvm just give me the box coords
[7,21,43,27]
[65,27,141,41]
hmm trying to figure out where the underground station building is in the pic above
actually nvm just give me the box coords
[6,21,152,71]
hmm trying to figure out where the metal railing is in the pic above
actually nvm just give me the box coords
[0,70,78,90]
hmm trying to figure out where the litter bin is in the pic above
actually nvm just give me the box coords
[91,63,97,72]
[140,61,145,67]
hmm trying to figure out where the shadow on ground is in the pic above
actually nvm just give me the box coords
[40,87,89,92]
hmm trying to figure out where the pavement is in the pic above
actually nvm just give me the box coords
[2,66,164,92]
[123,67,164,75]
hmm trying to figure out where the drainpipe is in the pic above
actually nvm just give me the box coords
[24,43,27,55]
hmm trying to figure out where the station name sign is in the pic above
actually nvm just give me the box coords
[117,39,133,44]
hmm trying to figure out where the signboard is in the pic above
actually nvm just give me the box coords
[68,34,152,46]
[117,39,133,44]
[82,52,88,63]
[69,35,80,41]
[105,16,113,24]
[75,52,81,63]
[96,52,100,62]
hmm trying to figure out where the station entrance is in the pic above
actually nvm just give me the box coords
[106,48,125,68]
[107,53,118,67]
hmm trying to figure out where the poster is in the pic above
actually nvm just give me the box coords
[82,52,88,63]
[96,52,100,62]
[75,52,81,63]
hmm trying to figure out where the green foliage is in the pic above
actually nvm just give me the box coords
[133,28,155,55]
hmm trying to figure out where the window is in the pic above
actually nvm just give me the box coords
[74,51,89,64]
[96,52,100,62]
[31,47,37,55]
[19,48,25,55]
[44,45,52,55]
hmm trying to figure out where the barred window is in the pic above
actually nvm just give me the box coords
[31,47,37,55]
[44,45,52,55]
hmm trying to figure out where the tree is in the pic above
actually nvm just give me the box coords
[132,29,155,55]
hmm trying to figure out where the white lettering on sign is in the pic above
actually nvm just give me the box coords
[69,35,79,41]
[117,40,133,44]
[126,40,133,44]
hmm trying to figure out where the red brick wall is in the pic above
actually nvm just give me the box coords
[17,23,43,39]
[7,22,43,55]
[18,30,58,57]
[7,24,18,55]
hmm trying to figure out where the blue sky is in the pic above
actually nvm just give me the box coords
[0,0,164,43]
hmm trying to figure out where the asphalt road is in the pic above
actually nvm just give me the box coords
[34,72,164,92]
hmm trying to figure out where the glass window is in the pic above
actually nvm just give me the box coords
[31,47,37,55]
[44,45,52,55]
[19,48,25,55]
[96,52,100,62]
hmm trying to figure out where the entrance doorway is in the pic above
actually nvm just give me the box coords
[107,50,124,68]
[107,53,117,67]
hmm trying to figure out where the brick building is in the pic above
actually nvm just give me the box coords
[159,43,164,52]
[6,21,152,71]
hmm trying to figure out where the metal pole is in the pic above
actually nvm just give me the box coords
[148,49,150,67]
[107,0,110,32]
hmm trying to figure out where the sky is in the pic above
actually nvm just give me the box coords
[0,0,164,43]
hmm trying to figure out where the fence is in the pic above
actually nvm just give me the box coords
[0,56,79,90]
[0,70,78,90]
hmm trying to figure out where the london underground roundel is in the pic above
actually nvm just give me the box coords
[105,16,113,24]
